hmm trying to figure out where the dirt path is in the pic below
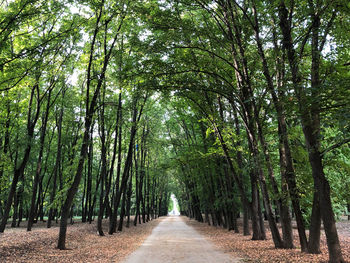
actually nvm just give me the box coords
[122,216,241,263]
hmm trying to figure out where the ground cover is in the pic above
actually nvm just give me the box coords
[187,217,350,263]
[0,218,160,263]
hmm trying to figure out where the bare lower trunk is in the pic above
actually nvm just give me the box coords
[117,191,126,231]
[243,203,250,236]
[308,189,321,253]
[126,172,132,228]
[251,175,264,240]
[308,147,343,262]
[11,192,18,227]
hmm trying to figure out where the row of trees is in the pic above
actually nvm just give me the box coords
[139,1,349,263]
[0,0,172,250]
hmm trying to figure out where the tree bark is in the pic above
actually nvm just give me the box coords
[308,188,321,253]
[126,168,132,228]
[28,89,51,231]
[97,86,108,236]
[117,189,126,231]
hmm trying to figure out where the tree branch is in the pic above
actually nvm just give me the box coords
[321,138,350,157]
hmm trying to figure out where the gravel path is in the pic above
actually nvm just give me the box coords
[122,216,241,263]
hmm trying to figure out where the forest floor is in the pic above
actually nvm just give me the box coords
[123,215,241,263]
[187,216,350,263]
[0,217,160,263]
[1,216,349,263]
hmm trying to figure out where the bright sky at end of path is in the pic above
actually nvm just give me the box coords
[170,194,180,215]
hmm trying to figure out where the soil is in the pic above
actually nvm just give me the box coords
[186,217,350,263]
[0,217,160,263]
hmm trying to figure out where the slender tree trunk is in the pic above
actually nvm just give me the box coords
[139,172,144,224]
[97,159,106,236]
[146,164,150,222]
[117,190,126,231]
[142,167,147,223]
[82,167,87,223]
[249,173,263,240]
[89,163,102,223]
[28,89,51,231]
[48,90,65,228]
[109,95,143,234]
[247,119,284,247]
[11,190,18,227]
[126,168,132,228]
[87,131,93,224]
[57,111,95,249]
[134,147,140,226]
[97,86,108,237]
[255,115,293,248]
[257,187,266,240]
[17,193,23,227]
[233,112,250,236]
[308,189,321,253]
[0,98,11,218]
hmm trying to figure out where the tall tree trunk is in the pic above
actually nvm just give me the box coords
[233,111,250,236]
[250,172,263,240]
[146,163,150,222]
[255,113,293,248]
[142,165,147,223]
[28,89,51,231]
[104,92,122,222]
[0,97,11,218]
[86,131,93,224]
[117,189,126,231]
[48,90,65,228]
[11,189,18,227]
[247,112,284,247]
[97,86,108,237]
[17,191,23,227]
[257,187,266,240]
[81,166,87,223]
[134,144,140,226]
[57,102,96,249]
[308,189,321,253]
[126,168,132,228]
